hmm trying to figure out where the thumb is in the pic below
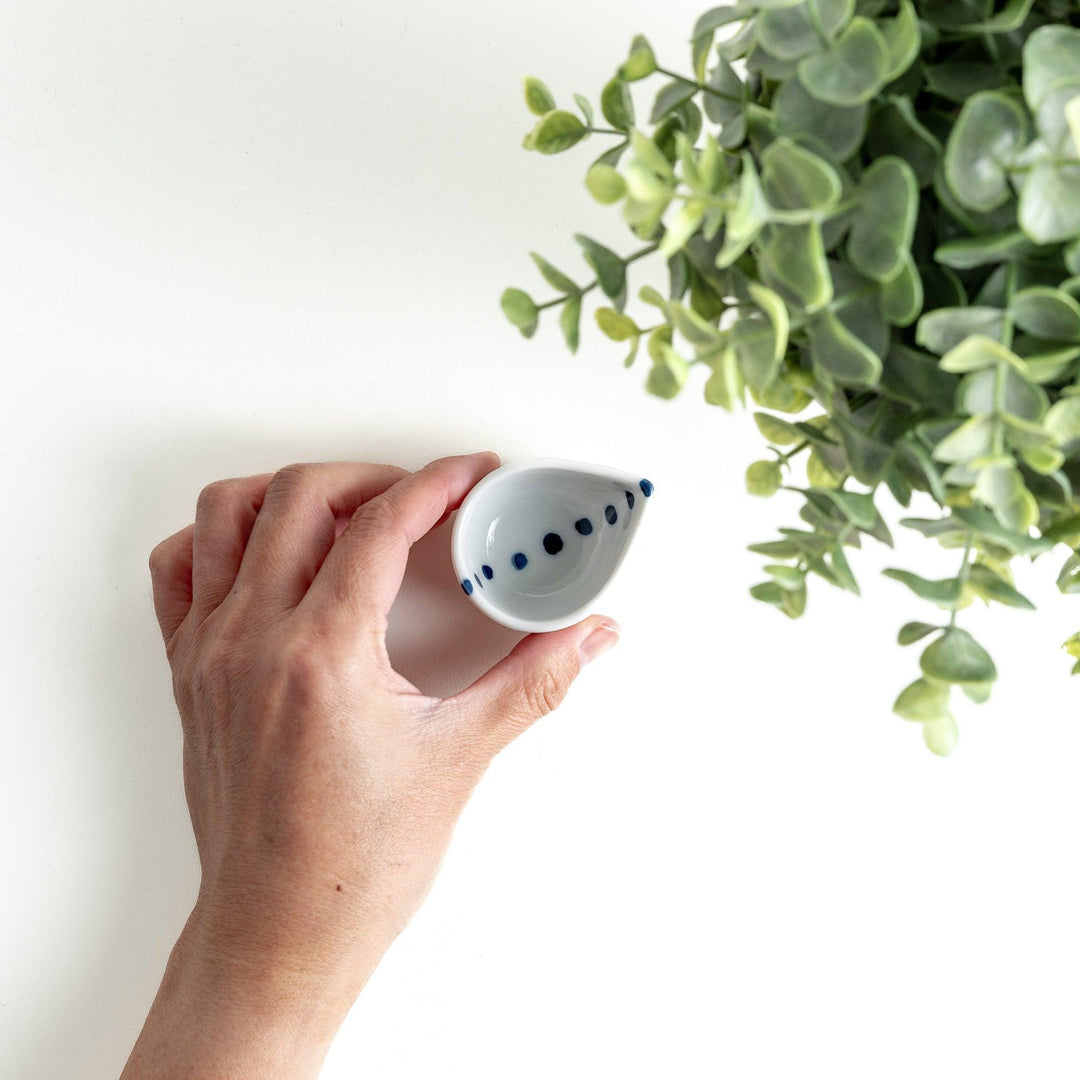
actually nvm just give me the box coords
[449,615,620,758]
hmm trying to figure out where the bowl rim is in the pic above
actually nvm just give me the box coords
[450,457,650,634]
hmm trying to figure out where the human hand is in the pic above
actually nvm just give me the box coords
[122,453,619,1079]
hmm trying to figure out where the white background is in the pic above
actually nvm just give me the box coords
[3,2,1080,1077]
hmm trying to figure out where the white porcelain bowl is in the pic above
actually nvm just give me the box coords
[451,458,653,633]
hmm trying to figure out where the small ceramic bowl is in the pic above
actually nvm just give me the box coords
[451,458,653,633]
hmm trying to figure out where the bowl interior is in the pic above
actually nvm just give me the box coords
[455,466,647,626]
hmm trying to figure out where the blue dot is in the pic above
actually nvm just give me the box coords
[482,564,494,580]
[605,504,618,525]
[474,573,483,589]
[625,489,635,509]
[461,579,473,595]
[639,478,653,497]
[543,532,564,554]
[512,552,528,570]
[575,517,593,536]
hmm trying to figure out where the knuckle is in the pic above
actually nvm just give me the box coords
[148,540,170,578]
[522,666,568,719]
[195,479,233,517]
[269,462,317,497]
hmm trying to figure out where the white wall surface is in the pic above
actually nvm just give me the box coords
[3,2,1080,1078]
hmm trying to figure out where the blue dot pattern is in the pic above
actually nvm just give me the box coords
[463,479,653,594]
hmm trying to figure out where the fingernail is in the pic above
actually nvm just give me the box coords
[579,624,620,666]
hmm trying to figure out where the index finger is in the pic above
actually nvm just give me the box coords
[302,452,500,625]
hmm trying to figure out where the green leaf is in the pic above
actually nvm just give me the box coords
[595,307,638,342]
[748,539,800,558]
[883,569,964,608]
[559,292,581,353]
[933,416,995,464]
[958,365,1048,422]
[646,342,689,399]
[920,628,997,685]
[747,459,783,496]
[1009,287,1080,343]
[524,76,556,116]
[810,488,878,529]
[754,411,803,446]
[703,57,745,142]
[716,154,769,268]
[934,231,1034,271]
[916,308,1005,355]
[758,0,854,61]
[573,235,626,301]
[797,17,891,106]
[764,563,806,589]
[898,621,942,646]
[1018,160,1080,245]
[973,464,1040,533]
[761,224,833,313]
[848,157,918,282]
[761,137,843,214]
[500,288,539,334]
[807,310,883,387]
[585,163,626,205]
[774,77,867,161]
[619,34,657,82]
[923,714,959,756]
[952,505,1053,554]
[669,300,720,345]
[530,110,588,155]
[746,283,789,382]
[939,335,1022,374]
[650,79,698,124]
[867,98,941,188]
[1045,396,1080,446]
[529,252,578,293]
[573,93,594,128]
[893,677,951,722]
[601,78,635,132]
[962,682,993,704]
[968,564,1036,609]
[880,255,924,327]
[881,0,920,81]
[944,91,1028,212]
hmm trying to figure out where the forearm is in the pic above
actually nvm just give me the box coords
[121,901,385,1080]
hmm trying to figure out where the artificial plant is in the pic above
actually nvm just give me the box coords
[501,1,1080,754]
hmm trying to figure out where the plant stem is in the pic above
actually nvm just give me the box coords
[536,280,599,310]
[626,242,660,264]
[949,533,974,628]
[655,65,744,107]
[589,126,629,137]
[780,439,811,463]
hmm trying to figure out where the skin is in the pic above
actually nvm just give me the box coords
[122,453,619,1079]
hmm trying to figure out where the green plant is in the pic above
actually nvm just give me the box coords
[501,2,1080,755]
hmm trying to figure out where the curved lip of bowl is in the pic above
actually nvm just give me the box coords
[450,457,650,634]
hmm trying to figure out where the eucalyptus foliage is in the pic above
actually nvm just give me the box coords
[501,1,1080,756]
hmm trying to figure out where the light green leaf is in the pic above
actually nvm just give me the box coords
[923,714,959,756]
[916,308,1005,355]
[659,197,707,258]
[962,682,993,704]
[848,157,918,282]
[754,411,803,446]
[880,255,924,327]
[646,342,689,399]
[619,34,657,82]
[748,282,789,376]
[1023,25,1080,112]
[934,231,1034,270]
[973,464,1040,533]
[630,129,676,179]
[1045,396,1080,446]
[1009,287,1080,343]
[716,154,769,268]
[585,164,626,205]
[944,91,1028,212]
[650,80,698,124]
[812,488,878,529]
[939,335,1022,374]
[932,416,995,464]
[732,314,780,392]
[761,223,833,313]
[747,459,783,496]
[530,110,589,154]
[883,568,964,608]
[601,78,635,132]
[595,307,639,342]
[500,288,539,334]
[920,628,997,685]
[761,137,843,214]
[968,564,1036,610]
[669,300,720,345]
[807,310,883,386]
[898,621,942,646]
[524,76,556,116]
[704,346,745,410]
[529,252,578,293]
[893,677,951,722]
[573,93,594,128]
[1018,160,1080,244]
[797,17,891,106]
[958,366,1048,422]
[758,0,854,61]
[764,563,806,590]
